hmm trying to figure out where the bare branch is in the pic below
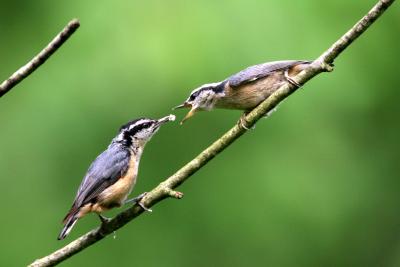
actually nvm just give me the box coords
[0,19,80,98]
[28,1,396,266]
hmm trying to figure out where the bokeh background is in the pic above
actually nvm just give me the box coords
[0,0,399,266]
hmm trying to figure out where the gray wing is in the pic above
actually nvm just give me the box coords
[73,144,130,208]
[228,60,311,88]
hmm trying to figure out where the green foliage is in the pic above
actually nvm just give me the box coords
[0,0,399,266]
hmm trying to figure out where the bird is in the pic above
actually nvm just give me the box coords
[174,60,312,125]
[58,114,176,240]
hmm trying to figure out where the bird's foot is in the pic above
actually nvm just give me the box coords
[138,202,152,213]
[238,113,255,130]
[284,69,301,88]
[125,192,152,212]
[125,192,148,204]
[98,214,111,224]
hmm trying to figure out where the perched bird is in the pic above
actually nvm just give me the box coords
[174,60,312,124]
[58,115,175,240]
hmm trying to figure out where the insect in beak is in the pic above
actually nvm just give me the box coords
[156,114,176,127]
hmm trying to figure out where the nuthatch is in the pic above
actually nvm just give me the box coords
[58,115,175,240]
[174,60,311,125]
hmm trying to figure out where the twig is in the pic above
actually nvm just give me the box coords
[28,0,396,266]
[0,19,80,98]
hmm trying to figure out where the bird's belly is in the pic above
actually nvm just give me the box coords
[93,158,138,213]
[218,73,286,110]
[217,92,267,110]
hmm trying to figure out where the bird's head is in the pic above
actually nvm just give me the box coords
[174,82,225,124]
[116,114,175,148]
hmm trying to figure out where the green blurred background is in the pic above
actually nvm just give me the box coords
[1,0,399,266]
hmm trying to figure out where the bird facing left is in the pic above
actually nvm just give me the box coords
[58,114,176,240]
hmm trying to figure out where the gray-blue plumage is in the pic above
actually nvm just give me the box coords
[73,143,130,208]
[58,115,175,240]
[228,60,311,87]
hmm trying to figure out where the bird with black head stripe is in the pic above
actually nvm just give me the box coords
[174,60,312,126]
[58,114,175,240]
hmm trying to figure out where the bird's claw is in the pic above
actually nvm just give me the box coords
[138,202,152,213]
[125,192,152,212]
[98,214,111,224]
[239,114,255,130]
[284,69,301,88]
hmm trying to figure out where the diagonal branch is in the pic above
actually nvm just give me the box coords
[28,0,396,266]
[0,19,80,98]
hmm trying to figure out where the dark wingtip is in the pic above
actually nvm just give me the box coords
[57,229,67,240]
[58,211,78,240]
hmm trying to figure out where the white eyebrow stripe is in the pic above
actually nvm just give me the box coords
[128,119,148,130]
[190,82,223,95]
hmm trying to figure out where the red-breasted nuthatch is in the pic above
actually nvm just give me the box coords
[174,60,311,124]
[58,114,175,240]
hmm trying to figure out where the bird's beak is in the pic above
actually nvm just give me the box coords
[180,107,198,125]
[157,114,176,126]
[173,102,190,110]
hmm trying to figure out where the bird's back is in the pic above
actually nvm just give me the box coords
[216,60,311,110]
[228,60,311,88]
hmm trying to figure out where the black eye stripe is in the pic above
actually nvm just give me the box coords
[119,118,155,137]
[188,82,225,101]
[119,118,145,132]
[127,121,156,136]
[189,88,208,100]
[189,91,199,101]
[117,118,157,146]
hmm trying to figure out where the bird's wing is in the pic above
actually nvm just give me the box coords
[228,60,311,88]
[72,145,130,208]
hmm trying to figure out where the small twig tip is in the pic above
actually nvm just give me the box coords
[165,188,184,199]
[69,18,81,28]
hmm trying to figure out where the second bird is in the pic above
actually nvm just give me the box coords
[174,60,311,124]
[58,115,175,240]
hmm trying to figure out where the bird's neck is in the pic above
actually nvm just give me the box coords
[209,82,227,109]
[206,92,225,110]
[113,137,145,158]
[197,90,224,111]
[130,139,146,157]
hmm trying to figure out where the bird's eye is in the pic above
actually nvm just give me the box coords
[189,94,196,101]
[139,123,149,130]
[142,122,155,129]
[189,90,202,101]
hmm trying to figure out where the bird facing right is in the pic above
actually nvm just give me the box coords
[58,114,175,240]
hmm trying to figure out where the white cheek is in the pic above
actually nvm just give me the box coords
[204,92,217,110]
[136,132,146,139]
[199,92,210,105]
[138,129,157,140]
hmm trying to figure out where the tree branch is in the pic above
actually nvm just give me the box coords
[0,19,80,98]
[28,0,396,266]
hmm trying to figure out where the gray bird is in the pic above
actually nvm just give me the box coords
[174,60,311,124]
[58,115,175,240]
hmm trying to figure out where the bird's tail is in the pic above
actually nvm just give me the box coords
[58,208,79,240]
